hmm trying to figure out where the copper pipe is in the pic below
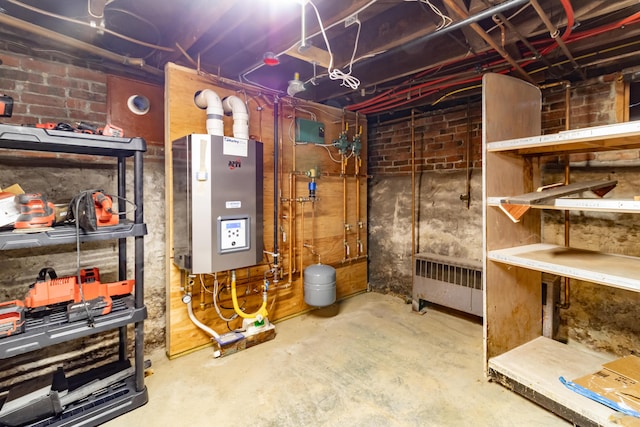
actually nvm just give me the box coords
[492,13,556,73]
[355,158,362,255]
[300,201,305,278]
[341,112,350,261]
[461,101,472,209]
[342,152,349,261]
[199,274,205,309]
[563,82,571,308]
[311,199,316,261]
[278,105,287,284]
[355,112,362,256]
[442,0,535,84]
[289,108,298,285]
[411,109,416,280]
[287,172,294,286]
[529,0,586,80]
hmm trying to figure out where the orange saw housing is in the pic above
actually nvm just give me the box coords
[24,268,133,309]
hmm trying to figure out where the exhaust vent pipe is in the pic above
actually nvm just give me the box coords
[194,89,224,136]
[222,95,249,140]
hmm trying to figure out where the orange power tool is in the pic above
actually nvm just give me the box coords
[24,267,133,310]
[93,192,118,227]
[0,300,25,337]
[14,193,55,229]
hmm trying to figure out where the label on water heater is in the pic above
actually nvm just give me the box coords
[223,136,248,157]
[226,201,242,209]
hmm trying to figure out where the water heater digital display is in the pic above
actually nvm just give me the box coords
[218,216,249,253]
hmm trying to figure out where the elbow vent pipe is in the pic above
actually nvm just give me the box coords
[194,89,224,136]
[222,95,249,140]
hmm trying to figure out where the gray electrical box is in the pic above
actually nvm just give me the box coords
[172,134,263,273]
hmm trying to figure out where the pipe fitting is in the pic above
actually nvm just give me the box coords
[194,89,224,136]
[222,95,250,139]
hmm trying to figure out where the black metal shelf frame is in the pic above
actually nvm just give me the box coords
[0,124,148,424]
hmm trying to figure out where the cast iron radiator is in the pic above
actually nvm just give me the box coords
[412,253,483,317]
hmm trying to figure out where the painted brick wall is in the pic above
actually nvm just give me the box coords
[0,50,164,164]
[368,107,482,176]
[0,53,107,126]
[543,77,617,134]
[368,77,619,177]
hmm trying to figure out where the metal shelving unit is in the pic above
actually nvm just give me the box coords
[0,124,148,426]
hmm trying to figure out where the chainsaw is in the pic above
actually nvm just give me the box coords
[0,267,134,337]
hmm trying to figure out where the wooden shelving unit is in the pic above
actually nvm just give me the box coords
[488,244,640,293]
[482,73,640,426]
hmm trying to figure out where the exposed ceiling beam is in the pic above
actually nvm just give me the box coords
[311,0,533,102]
[444,0,487,53]
[148,0,238,67]
[509,0,640,42]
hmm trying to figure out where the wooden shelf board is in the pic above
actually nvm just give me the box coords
[550,198,640,212]
[488,243,640,292]
[489,337,617,425]
[488,198,640,213]
[498,180,617,206]
[487,120,640,154]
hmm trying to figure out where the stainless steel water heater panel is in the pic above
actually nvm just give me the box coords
[172,134,263,273]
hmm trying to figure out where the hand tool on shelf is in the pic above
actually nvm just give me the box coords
[68,190,120,231]
[93,191,118,227]
[13,193,56,230]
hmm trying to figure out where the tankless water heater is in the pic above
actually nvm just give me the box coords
[172,134,263,273]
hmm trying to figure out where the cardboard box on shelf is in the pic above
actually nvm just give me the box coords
[573,355,640,414]
[0,184,24,227]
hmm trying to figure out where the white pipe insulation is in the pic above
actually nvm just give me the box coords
[186,297,222,357]
[222,95,250,140]
[194,89,224,136]
[186,298,220,340]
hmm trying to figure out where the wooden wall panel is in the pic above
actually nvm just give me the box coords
[164,63,367,357]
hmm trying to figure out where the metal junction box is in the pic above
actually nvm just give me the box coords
[172,134,263,273]
[295,118,325,144]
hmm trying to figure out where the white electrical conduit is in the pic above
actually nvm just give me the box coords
[222,95,250,139]
[194,89,224,136]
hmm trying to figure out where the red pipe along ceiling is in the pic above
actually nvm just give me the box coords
[347,1,640,114]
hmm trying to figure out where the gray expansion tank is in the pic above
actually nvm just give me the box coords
[304,264,336,307]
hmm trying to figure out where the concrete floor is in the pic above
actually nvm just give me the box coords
[105,292,568,427]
